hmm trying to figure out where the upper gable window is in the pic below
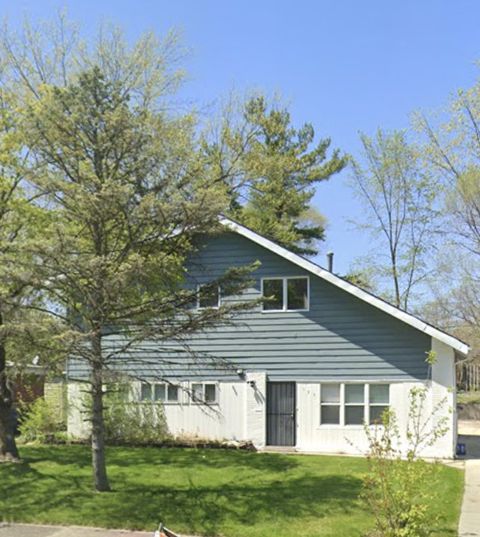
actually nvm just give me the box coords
[262,277,309,311]
[197,284,220,309]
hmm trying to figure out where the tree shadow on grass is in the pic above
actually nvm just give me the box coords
[2,471,363,535]
[17,445,300,474]
[107,446,300,473]
[18,444,92,468]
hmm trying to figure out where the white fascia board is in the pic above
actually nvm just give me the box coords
[219,217,470,356]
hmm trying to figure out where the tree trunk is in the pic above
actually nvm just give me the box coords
[390,252,401,309]
[0,313,20,462]
[90,331,110,492]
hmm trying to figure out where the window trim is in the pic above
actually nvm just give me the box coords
[319,382,390,427]
[261,276,310,312]
[196,284,221,310]
[190,382,219,405]
[139,382,180,404]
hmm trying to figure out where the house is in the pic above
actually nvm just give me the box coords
[67,217,469,458]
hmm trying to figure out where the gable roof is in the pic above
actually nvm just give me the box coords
[219,216,470,356]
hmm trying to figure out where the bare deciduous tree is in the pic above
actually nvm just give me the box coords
[350,129,440,311]
[416,77,480,359]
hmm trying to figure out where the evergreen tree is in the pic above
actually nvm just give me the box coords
[231,96,347,255]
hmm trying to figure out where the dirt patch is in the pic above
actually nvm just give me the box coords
[458,403,480,420]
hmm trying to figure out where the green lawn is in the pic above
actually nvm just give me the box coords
[0,445,464,537]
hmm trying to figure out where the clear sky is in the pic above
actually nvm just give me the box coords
[1,0,479,273]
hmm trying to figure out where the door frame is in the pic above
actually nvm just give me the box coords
[266,381,297,447]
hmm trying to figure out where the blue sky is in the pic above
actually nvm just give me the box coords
[1,1,479,273]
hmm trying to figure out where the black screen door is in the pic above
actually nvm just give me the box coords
[266,382,296,446]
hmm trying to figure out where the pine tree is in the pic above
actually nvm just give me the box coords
[233,96,347,255]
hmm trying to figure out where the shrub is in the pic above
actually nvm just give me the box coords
[103,384,169,445]
[19,396,67,443]
[361,378,450,537]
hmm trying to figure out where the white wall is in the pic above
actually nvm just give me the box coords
[296,381,419,456]
[67,382,91,438]
[296,339,456,459]
[158,381,247,441]
[67,380,250,442]
[428,338,456,458]
[245,371,267,447]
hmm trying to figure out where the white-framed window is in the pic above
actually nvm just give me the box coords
[345,384,365,425]
[319,383,390,426]
[368,384,390,424]
[261,276,309,311]
[140,382,179,403]
[320,383,341,424]
[191,382,218,404]
[197,284,220,309]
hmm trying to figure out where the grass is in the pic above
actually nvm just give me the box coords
[458,391,480,404]
[0,445,464,537]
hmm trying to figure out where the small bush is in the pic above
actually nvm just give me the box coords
[362,381,450,537]
[103,384,169,445]
[19,397,67,443]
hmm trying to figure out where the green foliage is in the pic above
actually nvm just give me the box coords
[103,385,169,445]
[425,350,437,366]
[212,95,347,255]
[0,76,50,460]
[342,270,374,291]
[19,397,67,444]
[0,17,262,488]
[457,390,480,404]
[361,386,451,537]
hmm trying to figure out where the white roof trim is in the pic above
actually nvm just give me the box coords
[219,217,470,356]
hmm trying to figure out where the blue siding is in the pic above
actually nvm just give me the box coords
[68,232,430,382]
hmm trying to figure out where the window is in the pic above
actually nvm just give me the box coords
[191,383,217,404]
[319,383,390,426]
[345,384,365,425]
[287,278,309,310]
[262,277,309,311]
[154,384,165,401]
[262,279,283,310]
[140,382,152,401]
[320,383,340,424]
[140,382,179,403]
[197,284,220,309]
[369,384,390,424]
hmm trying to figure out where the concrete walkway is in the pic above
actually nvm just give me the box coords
[0,524,152,537]
[459,460,480,537]
[458,420,480,536]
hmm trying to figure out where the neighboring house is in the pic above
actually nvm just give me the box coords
[67,217,469,458]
